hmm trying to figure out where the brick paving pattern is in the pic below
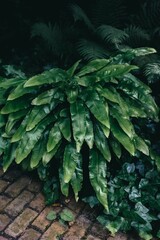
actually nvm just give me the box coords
[0,166,141,240]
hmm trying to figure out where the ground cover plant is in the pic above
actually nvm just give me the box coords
[0,47,160,239]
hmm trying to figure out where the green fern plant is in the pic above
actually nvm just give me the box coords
[0,47,159,211]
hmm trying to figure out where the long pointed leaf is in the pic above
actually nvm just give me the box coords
[85,91,110,129]
[89,149,108,211]
[63,144,81,183]
[70,155,83,201]
[70,100,86,152]
[47,122,62,152]
[15,115,55,163]
[95,124,111,162]
[85,111,94,149]
[111,118,135,156]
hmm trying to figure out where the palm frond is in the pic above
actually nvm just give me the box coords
[77,39,110,61]
[124,25,150,48]
[97,25,128,48]
[69,4,94,31]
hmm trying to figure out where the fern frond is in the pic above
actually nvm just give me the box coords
[136,1,160,29]
[77,39,110,61]
[97,25,128,47]
[92,0,127,28]
[31,22,64,56]
[69,4,94,31]
[144,62,160,83]
[124,25,150,48]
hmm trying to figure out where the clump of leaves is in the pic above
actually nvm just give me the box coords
[0,47,159,218]
[97,159,160,239]
[46,208,75,224]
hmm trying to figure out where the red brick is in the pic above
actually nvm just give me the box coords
[5,176,31,197]
[27,180,41,193]
[19,228,41,240]
[0,168,4,177]
[64,197,85,214]
[0,195,12,212]
[0,214,11,231]
[0,236,9,240]
[90,222,109,239]
[41,221,67,240]
[63,210,92,240]
[107,233,128,240]
[32,206,61,231]
[0,180,10,192]
[29,193,45,212]
[3,169,22,181]
[63,223,86,240]
[5,208,38,238]
[86,235,101,240]
[5,190,34,216]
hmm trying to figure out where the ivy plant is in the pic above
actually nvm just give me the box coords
[0,47,159,215]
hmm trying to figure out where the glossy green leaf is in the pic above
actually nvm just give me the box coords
[110,137,122,158]
[30,136,47,168]
[0,78,25,89]
[99,123,110,138]
[26,105,54,131]
[70,153,83,201]
[89,149,108,211]
[32,89,57,105]
[59,167,69,197]
[85,111,94,149]
[2,143,18,171]
[70,100,86,152]
[1,97,30,114]
[10,115,30,143]
[63,144,81,183]
[67,60,81,77]
[76,59,110,77]
[110,106,134,138]
[47,122,62,152]
[95,124,111,162]
[0,115,6,128]
[111,118,135,156]
[66,88,78,103]
[5,109,28,134]
[97,86,119,103]
[24,68,66,87]
[134,135,149,156]
[42,141,61,165]
[97,64,138,79]
[15,115,55,164]
[7,83,36,100]
[59,117,71,142]
[85,90,110,129]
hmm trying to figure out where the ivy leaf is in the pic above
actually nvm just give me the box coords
[60,209,75,222]
[46,211,57,221]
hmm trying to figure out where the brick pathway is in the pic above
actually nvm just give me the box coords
[0,167,138,240]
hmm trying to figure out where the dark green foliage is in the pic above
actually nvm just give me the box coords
[97,159,160,239]
[0,49,159,240]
